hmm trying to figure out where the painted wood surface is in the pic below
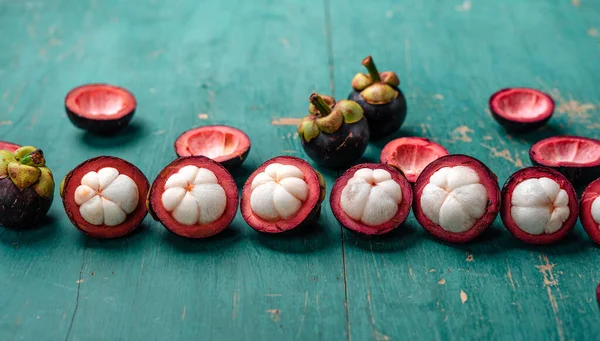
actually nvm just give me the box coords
[0,0,599,340]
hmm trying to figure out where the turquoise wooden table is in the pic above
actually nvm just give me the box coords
[1,0,599,340]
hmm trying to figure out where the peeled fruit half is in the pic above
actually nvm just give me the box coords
[0,141,20,153]
[147,156,238,238]
[489,88,554,132]
[501,167,578,244]
[174,125,251,170]
[578,178,600,244]
[413,155,501,243]
[65,84,136,134]
[530,136,600,188]
[241,156,326,233]
[330,163,412,235]
[61,156,149,238]
[380,137,449,183]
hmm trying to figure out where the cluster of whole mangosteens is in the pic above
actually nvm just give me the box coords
[2,56,600,247]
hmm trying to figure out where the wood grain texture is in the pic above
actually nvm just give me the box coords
[0,0,598,340]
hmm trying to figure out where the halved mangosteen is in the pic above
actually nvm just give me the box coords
[330,163,412,235]
[413,155,500,243]
[241,156,326,233]
[530,136,600,188]
[0,141,20,153]
[489,88,554,132]
[148,156,238,239]
[501,166,578,244]
[579,178,600,244]
[61,156,149,239]
[174,125,251,170]
[380,137,449,183]
[65,84,136,134]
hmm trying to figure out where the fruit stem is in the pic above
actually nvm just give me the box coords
[362,56,381,82]
[310,93,332,116]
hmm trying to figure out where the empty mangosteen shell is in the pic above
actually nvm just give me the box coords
[380,137,449,183]
[0,177,53,229]
[300,117,370,169]
[412,154,501,243]
[61,156,149,239]
[174,125,251,170]
[241,156,325,233]
[530,136,600,189]
[0,141,21,153]
[330,163,413,235]
[348,86,407,140]
[489,88,554,133]
[579,178,600,245]
[148,156,239,239]
[65,84,136,135]
[500,166,578,245]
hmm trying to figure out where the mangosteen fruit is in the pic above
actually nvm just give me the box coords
[241,156,326,233]
[0,141,20,153]
[348,56,407,139]
[65,83,136,134]
[413,155,500,243]
[500,166,578,244]
[298,93,369,168]
[61,156,149,238]
[530,136,600,188]
[489,88,554,132]
[147,156,238,238]
[0,146,54,229]
[380,137,449,183]
[579,178,600,244]
[330,163,412,235]
[174,125,251,170]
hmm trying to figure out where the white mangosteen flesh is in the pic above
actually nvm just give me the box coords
[250,163,308,221]
[421,166,488,233]
[340,168,402,226]
[510,177,570,235]
[74,167,139,226]
[161,165,227,225]
[592,197,600,227]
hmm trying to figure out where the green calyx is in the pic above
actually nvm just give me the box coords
[298,93,365,143]
[0,146,54,198]
[351,56,400,104]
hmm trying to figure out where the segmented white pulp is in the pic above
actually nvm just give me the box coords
[340,168,402,226]
[161,166,227,225]
[250,163,308,220]
[510,178,570,235]
[421,166,488,233]
[592,197,600,228]
[74,168,139,226]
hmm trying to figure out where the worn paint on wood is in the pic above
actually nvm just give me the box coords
[0,0,599,340]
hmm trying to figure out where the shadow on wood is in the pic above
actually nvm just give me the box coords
[344,222,421,253]
[251,222,334,254]
[161,223,243,253]
[79,121,148,150]
[0,213,60,246]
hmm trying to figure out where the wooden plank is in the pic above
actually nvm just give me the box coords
[329,0,600,340]
[0,0,348,340]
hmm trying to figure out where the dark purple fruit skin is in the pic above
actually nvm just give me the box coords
[529,157,600,189]
[300,118,369,169]
[348,86,407,140]
[0,178,52,229]
[65,106,135,134]
[491,112,551,133]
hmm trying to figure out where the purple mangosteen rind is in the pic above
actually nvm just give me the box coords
[529,136,600,188]
[240,156,326,233]
[0,146,55,230]
[330,163,413,235]
[500,166,578,245]
[489,88,554,133]
[413,154,501,243]
[298,94,370,168]
[579,178,600,244]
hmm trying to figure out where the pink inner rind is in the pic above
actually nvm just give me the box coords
[530,136,600,167]
[330,163,413,235]
[65,84,136,120]
[380,137,449,183]
[0,141,20,153]
[580,178,600,244]
[175,126,251,162]
[501,166,579,244]
[490,88,554,123]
